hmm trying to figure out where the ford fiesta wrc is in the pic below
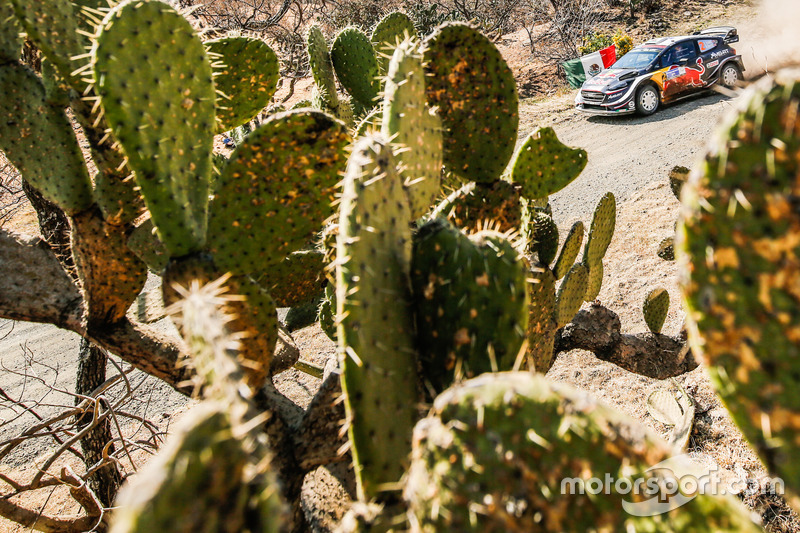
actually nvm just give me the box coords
[575,27,745,116]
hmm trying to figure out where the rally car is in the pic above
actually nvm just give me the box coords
[575,27,745,116]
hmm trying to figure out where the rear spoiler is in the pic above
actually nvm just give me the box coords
[694,26,739,44]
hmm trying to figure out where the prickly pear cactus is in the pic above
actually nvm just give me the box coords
[382,40,443,219]
[111,279,285,532]
[411,219,529,393]
[511,127,587,200]
[331,27,380,111]
[254,250,325,308]
[679,69,800,504]
[552,221,584,280]
[528,211,559,266]
[0,2,22,62]
[405,372,761,533]
[337,134,419,502]
[371,11,418,75]
[643,287,669,334]
[582,192,616,301]
[432,181,523,234]
[206,110,350,275]
[526,265,557,373]
[555,263,588,328]
[422,23,518,183]
[93,0,216,257]
[307,25,340,112]
[658,236,675,261]
[669,165,689,199]
[205,36,280,132]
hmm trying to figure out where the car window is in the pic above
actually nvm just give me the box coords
[697,39,719,53]
[660,42,698,67]
[612,49,660,69]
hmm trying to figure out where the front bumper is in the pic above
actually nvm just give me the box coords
[575,90,637,116]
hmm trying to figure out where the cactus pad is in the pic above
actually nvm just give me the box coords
[0,2,22,62]
[0,64,93,214]
[553,221,584,280]
[422,23,518,183]
[370,11,417,75]
[207,110,350,275]
[336,134,419,501]
[528,211,559,266]
[433,181,523,234]
[206,37,279,133]
[583,192,616,266]
[307,25,340,111]
[511,127,587,200]
[382,40,443,219]
[128,218,169,273]
[254,250,325,308]
[657,236,675,261]
[406,372,761,532]
[668,165,690,199]
[555,263,588,328]
[679,70,800,500]
[643,287,669,334]
[331,27,380,110]
[583,259,604,302]
[411,219,529,393]
[93,0,216,257]
[527,264,557,373]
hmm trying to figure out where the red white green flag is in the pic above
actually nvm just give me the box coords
[562,44,617,88]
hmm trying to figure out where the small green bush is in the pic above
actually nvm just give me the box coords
[578,29,634,59]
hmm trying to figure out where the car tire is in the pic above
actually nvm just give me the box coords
[720,63,741,88]
[635,85,660,116]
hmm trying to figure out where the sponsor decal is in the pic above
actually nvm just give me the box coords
[666,67,683,80]
[707,60,720,68]
[710,49,732,59]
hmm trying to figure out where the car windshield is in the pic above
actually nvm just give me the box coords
[611,49,660,69]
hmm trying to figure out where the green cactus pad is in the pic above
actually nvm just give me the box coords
[511,127,587,200]
[411,219,529,393]
[658,236,675,261]
[207,110,350,275]
[224,274,278,390]
[93,0,215,257]
[583,192,616,265]
[0,64,93,214]
[528,211,559,266]
[382,40,443,219]
[679,70,800,502]
[331,27,380,110]
[583,259,604,302]
[643,287,669,334]
[337,133,419,502]
[291,99,313,109]
[432,181,523,234]
[555,262,588,328]
[406,372,761,533]
[254,250,325,308]
[206,37,279,133]
[70,207,148,327]
[318,283,337,341]
[370,11,417,75]
[669,165,690,199]
[94,170,146,226]
[553,221,584,280]
[307,25,340,111]
[9,0,84,86]
[0,2,22,62]
[422,23,518,183]
[527,264,557,373]
[128,218,169,273]
[110,402,285,533]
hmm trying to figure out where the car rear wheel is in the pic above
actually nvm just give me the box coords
[721,63,740,88]
[635,85,659,116]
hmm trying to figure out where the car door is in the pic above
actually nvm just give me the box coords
[660,41,702,100]
[696,38,722,84]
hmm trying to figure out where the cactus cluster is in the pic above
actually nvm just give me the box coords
[6,2,796,531]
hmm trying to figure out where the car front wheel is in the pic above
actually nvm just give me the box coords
[635,85,660,116]
[721,63,741,88]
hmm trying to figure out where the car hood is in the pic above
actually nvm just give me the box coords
[581,69,638,91]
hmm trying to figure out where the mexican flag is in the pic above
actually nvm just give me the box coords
[562,44,617,89]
